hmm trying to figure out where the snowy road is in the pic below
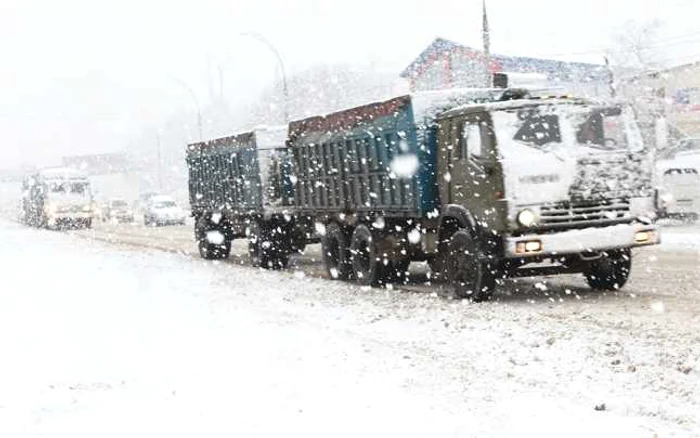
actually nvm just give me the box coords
[1,219,699,437]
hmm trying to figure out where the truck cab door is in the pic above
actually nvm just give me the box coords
[438,112,503,228]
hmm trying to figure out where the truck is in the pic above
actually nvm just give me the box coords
[20,167,95,229]
[286,88,660,300]
[186,126,312,266]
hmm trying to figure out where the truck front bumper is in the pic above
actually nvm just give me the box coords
[47,212,93,221]
[503,223,660,259]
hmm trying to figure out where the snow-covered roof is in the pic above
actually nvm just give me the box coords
[438,97,593,120]
[411,88,504,122]
[401,37,609,82]
[188,125,288,154]
[253,125,288,150]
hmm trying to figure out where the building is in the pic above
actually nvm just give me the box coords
[61,152,129,176]
[61,152,140,203]
[400,37,611,97]
[618,61,700,140]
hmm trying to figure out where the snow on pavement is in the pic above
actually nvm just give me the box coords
[0,219,697,437]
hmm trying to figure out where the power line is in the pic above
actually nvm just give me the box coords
[534,30,700,59]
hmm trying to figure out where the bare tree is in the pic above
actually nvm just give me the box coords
[237,63,403,128]
[607,19,666,72]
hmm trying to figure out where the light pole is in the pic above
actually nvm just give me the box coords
[156,129,163,191]
[168,76,204,141]
[240,32,290,122]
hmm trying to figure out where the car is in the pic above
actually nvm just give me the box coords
[143,195,187,226]
[102,198,135,223]
[656,138,700,221]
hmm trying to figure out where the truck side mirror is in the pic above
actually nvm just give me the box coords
[493,73,508,88]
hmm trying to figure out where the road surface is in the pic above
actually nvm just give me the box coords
[1,218,699,437]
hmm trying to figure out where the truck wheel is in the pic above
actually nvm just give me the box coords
[447,230,496,302]
[385,259,411,284]
[198,237,231,260]
[322,222,353,280]
[584,249,631,291]
[350,224,390,287]
[84,219,93,229]
[248,221,286,269]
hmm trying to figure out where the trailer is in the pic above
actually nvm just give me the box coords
[287,88,661,300]
[186,126,312,266]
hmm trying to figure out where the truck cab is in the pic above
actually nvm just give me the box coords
[432,93,659,299]
[21,167,94,229]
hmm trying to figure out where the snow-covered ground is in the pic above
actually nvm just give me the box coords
[0,219,699,437]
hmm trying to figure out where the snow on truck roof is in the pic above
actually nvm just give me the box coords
[286,87,588,140]
[437,96,594,120]
[187,125,288,154]
[37,167,88,180]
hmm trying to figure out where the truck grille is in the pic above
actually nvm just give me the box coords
[540,199,631,226]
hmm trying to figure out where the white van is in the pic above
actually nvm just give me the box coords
[656,142,700,220]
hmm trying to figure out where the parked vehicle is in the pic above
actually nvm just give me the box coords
[143,195,187,226]
[189,88,660,301]
[139,192,158,210]
[102,198,135,223]
[186,126,311,264]
[20,167,94,229]
[655,139,700,220]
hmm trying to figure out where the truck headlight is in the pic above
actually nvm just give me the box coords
[660,193,673,204]
[82,205,92,212]
[517,209,538,227]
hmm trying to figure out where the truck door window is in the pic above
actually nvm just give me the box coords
[462,123,483,158]
[447,121,461,162]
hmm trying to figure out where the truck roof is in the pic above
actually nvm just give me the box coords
[37,167,88,180]
[186,125,288,155]
[286,87,594,142]
[437,95,594,120]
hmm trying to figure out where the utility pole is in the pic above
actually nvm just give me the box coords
[156,130,163,191]
[604,56,616,98]
[240,32,290,123]
[482,0,492,88]
[168,76,204,141]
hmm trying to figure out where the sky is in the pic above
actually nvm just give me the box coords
[0,0,698,168]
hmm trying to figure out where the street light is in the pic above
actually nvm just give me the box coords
[156,129,163,191]
[240,32,290,123]
[168,76,204,141]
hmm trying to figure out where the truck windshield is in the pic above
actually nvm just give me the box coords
[493,104,643,152]
[49,181,89,195]
[574,107,630,150]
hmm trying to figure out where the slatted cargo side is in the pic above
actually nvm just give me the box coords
[186,132,263,214]
[287,95,439,217]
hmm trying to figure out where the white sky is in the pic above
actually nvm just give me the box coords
[0,0,698,167]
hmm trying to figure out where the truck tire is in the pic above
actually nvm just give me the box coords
[248,221,287,269]
[384,259,410,284]
[447,230,496,302]
[350,224,390,287]
[198,237,231,260]
[322,222,353,280]
[584,249,631,291]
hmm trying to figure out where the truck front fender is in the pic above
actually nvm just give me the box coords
[438,204,479,240]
